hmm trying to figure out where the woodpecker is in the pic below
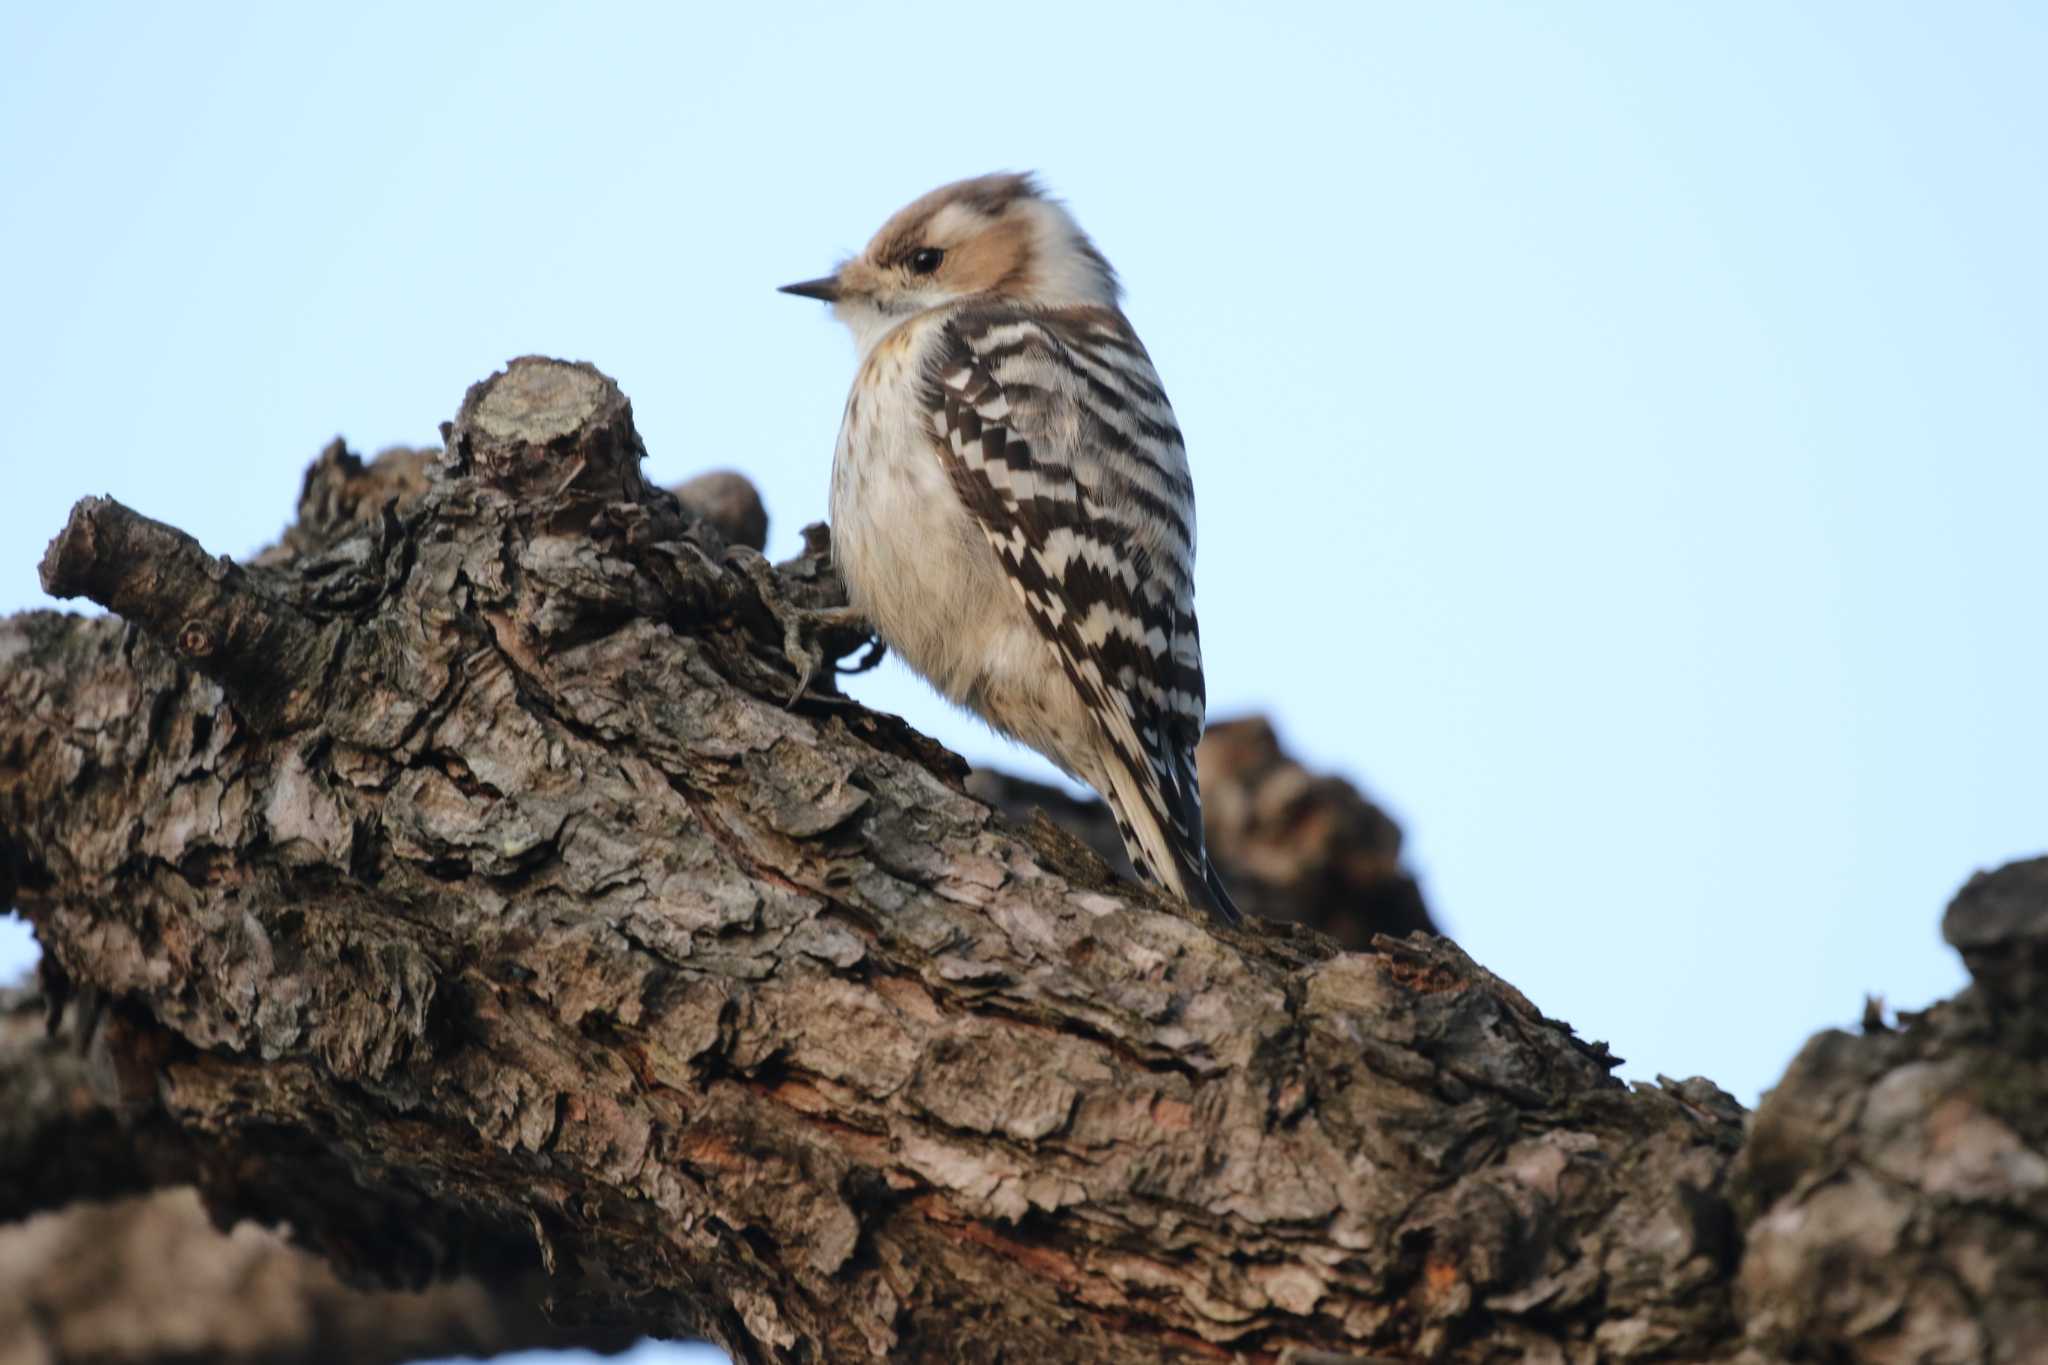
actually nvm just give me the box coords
[781,173,1239,925]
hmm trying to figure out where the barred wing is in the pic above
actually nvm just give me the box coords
[922,303,1236,921]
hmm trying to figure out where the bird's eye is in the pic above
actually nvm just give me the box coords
[908,247,944,275]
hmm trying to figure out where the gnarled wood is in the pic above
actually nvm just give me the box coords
[0,988,620,1364]
[2,356,2043,1364]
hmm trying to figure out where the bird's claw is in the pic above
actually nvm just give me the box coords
[779,603,878,706]
[731,553,881,706]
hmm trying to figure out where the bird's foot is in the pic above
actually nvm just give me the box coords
[731,552,884,705]
[782,603,885,703]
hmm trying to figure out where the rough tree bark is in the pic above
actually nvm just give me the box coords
[1,357,2042,1364]
[0,984,634,1365]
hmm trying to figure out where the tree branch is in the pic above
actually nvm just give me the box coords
[38,495,342,734]
[0,987,629,1363]
[0,1186,620,1365]
[3,356,2043,1363]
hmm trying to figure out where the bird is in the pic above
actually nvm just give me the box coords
[780,173,1240,926]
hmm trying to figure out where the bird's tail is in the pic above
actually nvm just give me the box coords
[1199,855,1243,925]
[1098,745,1242,927]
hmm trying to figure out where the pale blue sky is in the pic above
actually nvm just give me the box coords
[4,6,2045,1360]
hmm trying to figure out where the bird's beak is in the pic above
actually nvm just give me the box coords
[778,274,842,303]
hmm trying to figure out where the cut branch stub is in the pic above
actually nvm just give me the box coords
[448,356,656,519]
[37,495,341,733]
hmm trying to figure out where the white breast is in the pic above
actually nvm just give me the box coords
[827,312,1102,786]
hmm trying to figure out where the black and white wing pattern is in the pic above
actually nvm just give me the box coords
[921,303,1239,924]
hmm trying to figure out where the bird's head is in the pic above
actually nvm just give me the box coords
[781,173,1120,351]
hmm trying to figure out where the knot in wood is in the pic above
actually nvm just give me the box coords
[177,619,217,658]
[673,469,769,551]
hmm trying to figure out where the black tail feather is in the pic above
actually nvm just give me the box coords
[1197,855,1243,927]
